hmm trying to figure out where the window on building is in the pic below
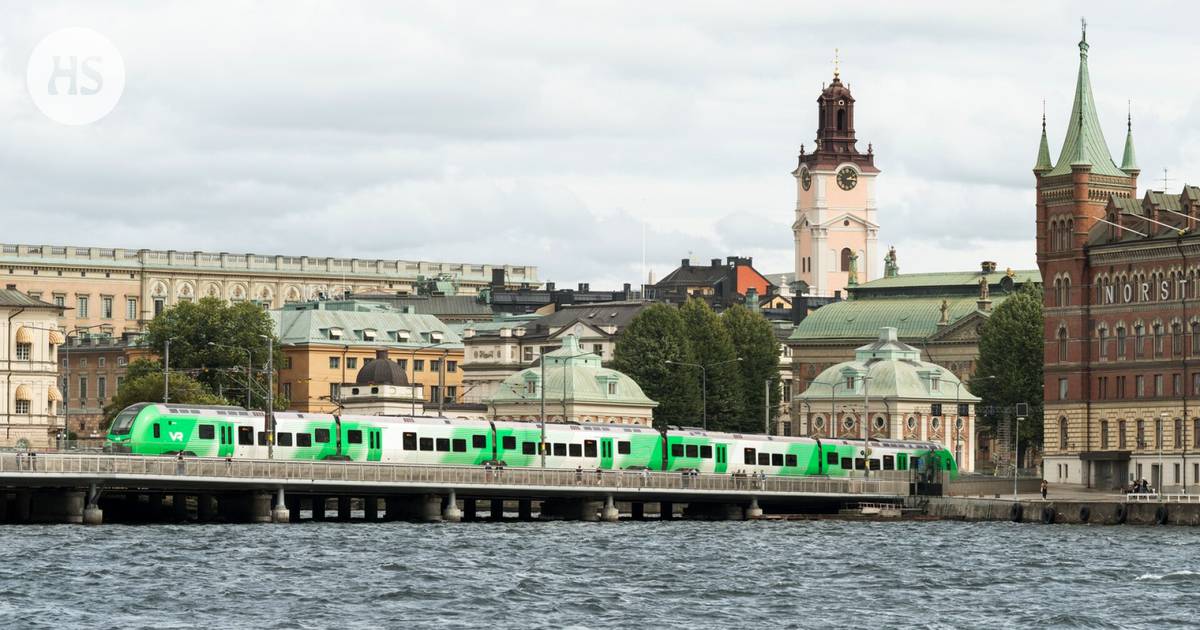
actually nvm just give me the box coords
[1154,323,1165,357]
[1193,322,1200,355]
[523,347,533,363]
[1098,328,1109,359]
[97,376,106,401]
[281,383,291,400]
[329,383,341,402]
[1098,376,1107,400]
[345,357,357,370]
[1136,375,1145,398]
[78,376,87,402]
[1058,327,1068,361]
[1155,374,1164,397]
[840,248,853,272]
[525,381,536,395]
[154,298,165,317]
[1195,419,1200,449]
[1155,418,1163,448]
[1176,418,1184,449]
[1100,420,1109,449]
[1136,419,1146,449]
[413,360,424,371]
[1116,375,1126,399]
[15,342,30,361]
[15,399,30,414]
[1173,322,1184,355]
[447,361,457,373]
[430,385,440,403]
[1058,378,1068,401]
[1135,325,1145,359]
[446,386,457,402]
[1175,374,1183,396]
[1119,419,1127,449]
[54,295,65,308]
[127,298,138,320]
[77,296,89,318]
[101,297,113,319]
[608,381,617,395]
[1117,326,1127,358]
[329,356,340,369]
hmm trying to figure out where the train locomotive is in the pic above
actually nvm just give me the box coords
[105,403,957,478]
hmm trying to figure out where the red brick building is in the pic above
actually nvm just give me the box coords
[1039,27,1199,491]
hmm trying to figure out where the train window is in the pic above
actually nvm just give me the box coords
[841,457,852,469]
[198,424,215,440]
[758,453,770,466]
[238,426,253,445]
[869,459,881,471]
[436,438,450,452]
[854,458,865,470]
[584,440,597,457]
[785,454,798,467]
[744,448,756,465]
[452,438,467,453]
[502,436,516,450]
[153,423,161,438]
[522,441,536,455]
[826,452,838,466]
[258,431,267,446]
[617,441,631,455]
[883,455,895,470]
[553,443,567,457]
[277,432,293,447]
[419,437,433,451]
[472,435,487,449]
[771,453,783,466]
[671,444,685,457]
[700,445,712,459]
[315,428,330,443]
[348,430,363,444]
[297,433,312,447]
[685,444,699,458]
[403,432,417,450]
[569,444,582,457]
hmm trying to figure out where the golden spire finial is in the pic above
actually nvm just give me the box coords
[833,48,840,79]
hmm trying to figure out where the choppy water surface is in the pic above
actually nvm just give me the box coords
[1,520,1198,628]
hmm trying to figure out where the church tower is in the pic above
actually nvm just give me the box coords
[793,58,880,298]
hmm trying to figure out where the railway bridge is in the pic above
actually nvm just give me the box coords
[0,453,925,525]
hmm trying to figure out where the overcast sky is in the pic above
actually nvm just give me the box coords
[3,2,1199,288]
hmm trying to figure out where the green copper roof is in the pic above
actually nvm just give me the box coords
[272,301,462,348]
[488,335,656,407]
[1034,115,1053,172]
[851,269,1041,293]
[1121,114,1139,172]
[789,296,995,341]
[1046,32,1126,178]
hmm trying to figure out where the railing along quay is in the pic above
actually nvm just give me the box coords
[0,453,912,497]
[1126,492,1200,504]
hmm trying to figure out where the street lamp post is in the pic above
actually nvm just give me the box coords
[259,334,274,460]
[208,341,252,408]
[163,338,171,403]
[409,341,452,417]
[665,357,742,431]
[1160,411,1169,497]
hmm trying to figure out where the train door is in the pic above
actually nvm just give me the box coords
[367,427,383,461]
[715,444,728,474]
[235,425,255,458]
[599,437,614,469]
[218,425,234,457]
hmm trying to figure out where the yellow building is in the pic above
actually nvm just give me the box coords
[273,301,464,414]
[1,290,66,449]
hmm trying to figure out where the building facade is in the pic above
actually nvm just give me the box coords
[795,327,981,472]
[649,257,774,308]
[60,333,139,441]
[0,290,66,449]
[792,64,880,298]
[1,243,537,335]
[486,335,657,426]
[272,301,465,414]
[1036,28,1200,492]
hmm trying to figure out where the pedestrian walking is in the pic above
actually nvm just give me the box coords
[575,465,583,484]
[595,467,603,485]
[641,468,650,487]
[1040,479,1048,500]
[175,451,184,475]
[225,456,233,474]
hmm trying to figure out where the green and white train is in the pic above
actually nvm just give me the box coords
[105,403,957,478]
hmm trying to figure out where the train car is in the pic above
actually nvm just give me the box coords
[664,429,822,475]
[816,437,957,479]
[373,416,494,466]
[491,421,662,470]
[106,403,265,457]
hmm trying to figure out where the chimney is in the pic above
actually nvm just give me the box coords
[681,258,690,268]
[711,258,721,267]
[546,281,555,292]
[981,261,997,274]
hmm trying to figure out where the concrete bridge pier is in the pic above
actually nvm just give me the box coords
[601,495,619,522]
[311,496,327,521]
[285,494,301,522]
[337,496,352,521]
[197,494,216,522]
[540,498,601,521]
[420,494,444,523]
[363,497,379,521]
[172,493,189,521]
[30,489,85,524]
[660,501,674,521]
[219,492,272,523]
[463,498,477,521]
[746,498,763,520]
[631,502,645,521]
[489,498,504,521]
[518,499,532,521]
[0,491,8,523]
[146,493,164,522]
[271,488,290,524]
[443,491,462,522]
[384,496,402,521]
[82,484,103,526]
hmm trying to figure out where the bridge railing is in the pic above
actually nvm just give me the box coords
[0,453,911,496]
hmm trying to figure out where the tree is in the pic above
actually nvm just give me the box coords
[143,297,285,410]
[679,299,742,431]
[612,304,702,428]
[723,304,782,433]
[973,283,1044,465]
[102,360,228,427]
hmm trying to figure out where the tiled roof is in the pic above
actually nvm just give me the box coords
[850,269,1041,293]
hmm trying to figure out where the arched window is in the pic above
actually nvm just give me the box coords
[1052,278,1061,306]
[1118,419,1127,449]
[1059,417,1069,451]
[1100,419,1109,449]
[1136,419,1146,448]
[837,108,846,131]
[840,248,853,271]
[1062,276,1071,306]
[1058,326,1069,361]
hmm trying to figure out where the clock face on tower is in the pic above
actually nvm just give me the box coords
[800,169,811,191]
[837,167,858,191]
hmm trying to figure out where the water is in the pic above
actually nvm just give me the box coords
[1,520,1197,629]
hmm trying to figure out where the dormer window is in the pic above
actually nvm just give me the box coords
[431,331,444,343]
[608,381,617,395]
[327,327,343,340]
[396,329,410,342]
[931,377,940,392]
[362,328,377,341]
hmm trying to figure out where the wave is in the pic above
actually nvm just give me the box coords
[1135,569,1200,581]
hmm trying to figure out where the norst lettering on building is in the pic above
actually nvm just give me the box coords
[1100,279,1183,305]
